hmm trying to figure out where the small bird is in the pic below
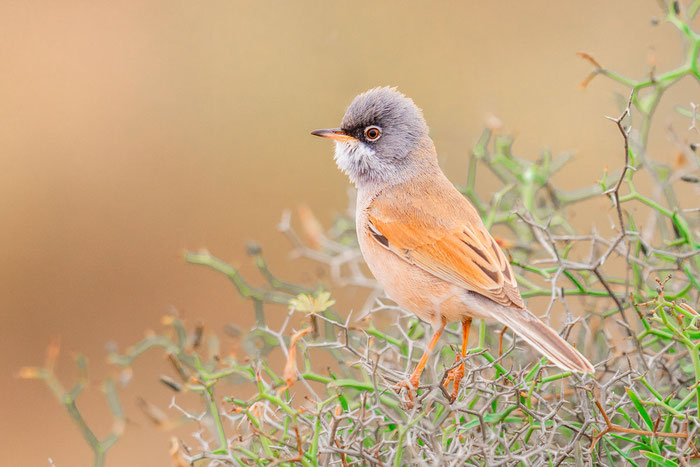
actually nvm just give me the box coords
[312,87,594,402]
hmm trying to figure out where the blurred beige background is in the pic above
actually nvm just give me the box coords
[0,1,690,465]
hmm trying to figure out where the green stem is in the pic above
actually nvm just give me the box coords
[689,343,700,413]
[203,385,228,454]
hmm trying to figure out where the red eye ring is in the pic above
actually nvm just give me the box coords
[364,126,382,141]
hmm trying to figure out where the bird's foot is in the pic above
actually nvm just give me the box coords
[392,377,420,408]
[442,359,465,403]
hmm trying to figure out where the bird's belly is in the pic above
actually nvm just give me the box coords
[357,227,487,328]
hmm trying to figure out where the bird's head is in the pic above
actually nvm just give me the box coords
[312,87,430,187]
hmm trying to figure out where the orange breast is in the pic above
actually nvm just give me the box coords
[356,213,488,330]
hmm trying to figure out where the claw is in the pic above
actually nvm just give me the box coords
[393,378,419,408]
[442,318,472,403]
[442,356,465,403]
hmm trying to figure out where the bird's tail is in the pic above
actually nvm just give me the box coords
[487,306,594,374]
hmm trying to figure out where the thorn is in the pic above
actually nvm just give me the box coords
[577,51,602,69]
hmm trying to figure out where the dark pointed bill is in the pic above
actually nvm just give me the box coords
[310,128,357,142]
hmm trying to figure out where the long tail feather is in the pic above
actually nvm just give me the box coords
[488,307,594,374]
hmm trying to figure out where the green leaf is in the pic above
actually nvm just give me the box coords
[640,451,678,467]
[563,270,585,293]
[674,105,695,118]
[625,387,654,431]
[337,393,349,411]
[609,433,648,449]
[408,319,425,340]
[671,211,695,247]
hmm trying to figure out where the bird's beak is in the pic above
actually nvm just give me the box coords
[310,128,356,143]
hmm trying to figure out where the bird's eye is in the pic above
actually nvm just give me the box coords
[364,126,382,141]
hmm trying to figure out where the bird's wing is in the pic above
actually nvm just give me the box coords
[366,180,525,310]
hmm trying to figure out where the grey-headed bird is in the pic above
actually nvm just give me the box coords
[312,87,594,402]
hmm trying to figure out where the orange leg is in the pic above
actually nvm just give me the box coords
[498,325,509,357]
[443,317,472,402]
[394,323,445,400]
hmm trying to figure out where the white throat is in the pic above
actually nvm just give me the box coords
[333,140,379,186]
